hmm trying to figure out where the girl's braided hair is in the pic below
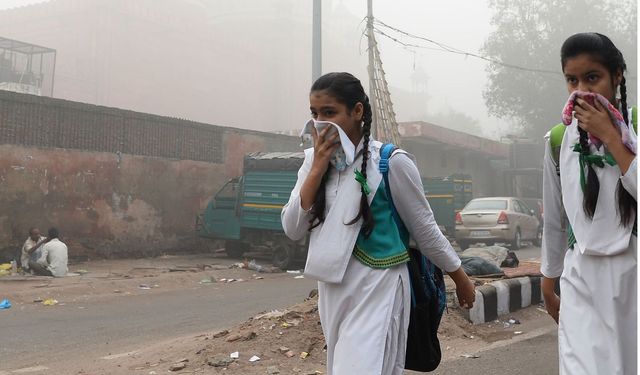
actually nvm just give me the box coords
[308,72,375,236]
[561,33,635,226]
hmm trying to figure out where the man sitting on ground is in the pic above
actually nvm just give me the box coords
[20,227,46,273]
[29,228,68,277]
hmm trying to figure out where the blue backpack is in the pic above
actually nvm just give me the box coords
[379,143,447,372]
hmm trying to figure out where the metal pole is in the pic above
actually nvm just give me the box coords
[51,51,56,97]
[311,0,322,82]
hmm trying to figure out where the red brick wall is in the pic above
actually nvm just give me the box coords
[0,91,301,260]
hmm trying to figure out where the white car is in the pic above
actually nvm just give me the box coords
[454,197,541,250]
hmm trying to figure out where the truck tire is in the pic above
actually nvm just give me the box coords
[272,243,294,270]
[225,241,247,259]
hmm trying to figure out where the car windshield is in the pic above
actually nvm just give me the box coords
[464,199,508,210]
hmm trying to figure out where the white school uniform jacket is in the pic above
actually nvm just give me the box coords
[281,139,461,283]
[541,117,637,375]
[282,138,462,374]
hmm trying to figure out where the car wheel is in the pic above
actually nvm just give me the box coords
[510,229,521,250]
[533,229,542,247]
[272,243,295,270]
[458,240,470,250]
[225,241,248,259]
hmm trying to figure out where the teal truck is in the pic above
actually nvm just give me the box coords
[422,174,473,236]
[196,152,307,269]
[197,153,470,268]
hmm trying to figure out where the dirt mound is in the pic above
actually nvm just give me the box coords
[114,288,497,375]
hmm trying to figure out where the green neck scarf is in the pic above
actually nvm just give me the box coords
[572,143,616,191]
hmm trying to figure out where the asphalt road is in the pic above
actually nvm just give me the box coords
[513,243,542,261]
[1,245,548,374]
[428,331,559,375]
[1,276,318,371]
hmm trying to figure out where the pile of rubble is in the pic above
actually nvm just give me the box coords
[172,290,326,374]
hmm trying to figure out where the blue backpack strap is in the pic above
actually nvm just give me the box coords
[380,143,419,305]
[380,144,447,314]
[380,143,402,228]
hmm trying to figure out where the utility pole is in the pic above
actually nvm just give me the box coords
[312,0,322,82]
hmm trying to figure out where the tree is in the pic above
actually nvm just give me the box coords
[482,0,637,141]
[425,108,483,136]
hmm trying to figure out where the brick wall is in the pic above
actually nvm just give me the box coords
[0,91,301,260]
[2,90,225,162]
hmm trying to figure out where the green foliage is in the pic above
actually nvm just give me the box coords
[426,108,483,136]
[482,0,637,140]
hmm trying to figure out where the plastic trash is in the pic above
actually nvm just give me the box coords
[248,260,264,272]
[43,298,58,306]
[0,299,11,309]
[230,352,239,359]
[249,355,260,362]
[460,354,480,359]
[254,310,285,320]
[246,260,282,273]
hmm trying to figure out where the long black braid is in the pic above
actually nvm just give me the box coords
[616,75,635,226]
[561,33,636,226]
[308,170,330,231]
[346,96,374,237]
[620,76,629,125]
[577,126,599,218]
[307,73,375,235]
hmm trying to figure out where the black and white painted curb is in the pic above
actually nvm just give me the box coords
[462,276,543,324]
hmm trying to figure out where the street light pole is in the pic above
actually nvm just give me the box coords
[312,0,322,82]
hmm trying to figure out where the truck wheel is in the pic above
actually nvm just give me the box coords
[272,243,294,270]
[225,241,247,259]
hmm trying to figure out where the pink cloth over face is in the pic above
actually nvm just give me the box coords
[562,91,636,154]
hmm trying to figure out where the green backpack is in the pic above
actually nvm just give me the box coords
[548,106,637,245]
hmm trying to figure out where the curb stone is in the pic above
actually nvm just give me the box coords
[463,276,542,324]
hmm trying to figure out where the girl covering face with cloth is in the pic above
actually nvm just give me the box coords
[541,33,637,375]
[281,72,475,374]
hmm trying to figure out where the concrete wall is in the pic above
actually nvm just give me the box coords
[0,91,300,260]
